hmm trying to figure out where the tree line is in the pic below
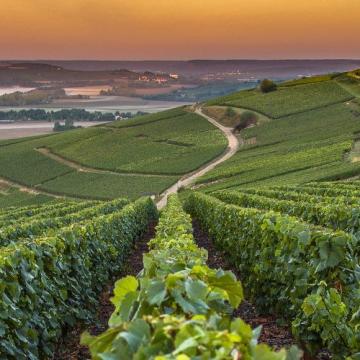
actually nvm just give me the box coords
[0,108,148,122]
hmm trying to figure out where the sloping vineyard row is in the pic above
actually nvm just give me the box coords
[84,195,298,359]
[0,197,157,358]
[184,192,359,359]
[213,189,360,234]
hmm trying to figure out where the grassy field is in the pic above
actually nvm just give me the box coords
[0,107,226,200]
[197,73,360,192]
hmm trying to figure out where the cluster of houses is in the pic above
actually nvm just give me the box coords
[138,73,179,84]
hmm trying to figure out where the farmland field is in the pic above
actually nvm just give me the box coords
[184,183,360,359]
[0,107,227,199]
[2,69,360,359]
[197,74,360,191]
[208,80,353,118]
[0,180,57,208]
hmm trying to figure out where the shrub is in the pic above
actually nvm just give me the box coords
[234,111,258,132]
[260,79,277,93]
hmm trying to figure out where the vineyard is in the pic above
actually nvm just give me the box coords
[184,181,360,359]
[83,195,299,359]
[198,84,360,191]
[0,107,226,200]
[1,70,360,359]
[0,182,56,209]
[0,196,157,358]
[1,183,359,358]
[207,80,353,118]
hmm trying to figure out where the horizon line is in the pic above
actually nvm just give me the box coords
[1,58,360,62]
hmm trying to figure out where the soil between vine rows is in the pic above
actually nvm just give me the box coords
[53,222,156,360]
[192,219,332,360]
[54,219,331,359]
[191,219,295,350]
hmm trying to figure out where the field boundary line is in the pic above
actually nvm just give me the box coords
[0,177,75,199]
[35,147,176,178]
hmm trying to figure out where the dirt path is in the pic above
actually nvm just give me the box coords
[156,106,240,209]
[35,147,174,178]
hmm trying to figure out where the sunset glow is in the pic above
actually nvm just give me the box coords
[1,0,360,59]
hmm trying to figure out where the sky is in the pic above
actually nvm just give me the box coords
[1,0,359,60]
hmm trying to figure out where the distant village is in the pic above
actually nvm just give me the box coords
[138,72,179,84]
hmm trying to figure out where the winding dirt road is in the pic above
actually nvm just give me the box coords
[156,107,240,209]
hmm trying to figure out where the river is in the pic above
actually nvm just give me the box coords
[0,121,109,140]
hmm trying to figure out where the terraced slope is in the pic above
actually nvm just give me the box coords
[0,107,227,200]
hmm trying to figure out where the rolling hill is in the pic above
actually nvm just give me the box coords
[0,107,227,200]
[1,68,360,359]
[196,70,360,191]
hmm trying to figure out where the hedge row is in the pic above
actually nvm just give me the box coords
[184,192,359,359]
[0,197,157,359]
[83,195,299,359]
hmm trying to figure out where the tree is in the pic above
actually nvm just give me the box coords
[65,118,74,128]
[53,121,61,131]
[260,79,277,93]
[234,111,258,132]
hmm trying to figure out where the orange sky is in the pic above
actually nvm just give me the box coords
[1,0,359,60]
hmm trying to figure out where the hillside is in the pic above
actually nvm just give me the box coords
[1,69,360,359]
[0,107,227,200]
[0,62,169,86]
[196,70,360,191]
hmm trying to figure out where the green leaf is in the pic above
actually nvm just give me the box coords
[318,237,346,269]
[253,343,287,359]
[185,279,208,301]
[119,319,150,353]
[147,280,166,306]
[208,271,243,308]
[111,276,138,309]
